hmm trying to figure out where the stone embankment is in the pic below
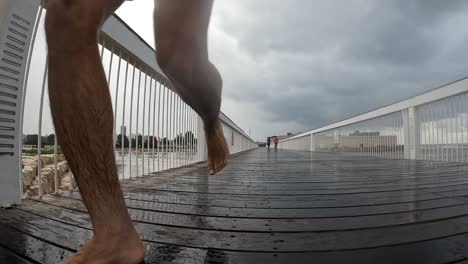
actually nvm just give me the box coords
[22,155,74,198]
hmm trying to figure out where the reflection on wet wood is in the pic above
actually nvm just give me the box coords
[2,149,468,263]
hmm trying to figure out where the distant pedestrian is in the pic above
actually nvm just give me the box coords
[273,136,279,149]
[267,137,271,149]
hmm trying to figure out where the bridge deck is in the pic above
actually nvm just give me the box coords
[2,149,468,263]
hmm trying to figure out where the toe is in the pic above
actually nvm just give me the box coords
[208,162,215,175]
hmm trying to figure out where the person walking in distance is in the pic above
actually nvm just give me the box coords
[45,0,229,263]
[274,136,279,149]
[267,137,271,149]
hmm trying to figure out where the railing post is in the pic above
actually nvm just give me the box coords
[403,107,421,160]
[311,134,315,151]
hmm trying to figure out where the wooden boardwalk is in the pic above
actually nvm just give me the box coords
[2,149,468,263]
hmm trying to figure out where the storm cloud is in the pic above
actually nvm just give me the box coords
[207,0,468,140]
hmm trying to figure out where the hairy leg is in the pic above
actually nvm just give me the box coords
[45,0,143,263]
[154,0,229,175]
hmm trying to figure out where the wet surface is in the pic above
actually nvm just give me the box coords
[2,149,468,263]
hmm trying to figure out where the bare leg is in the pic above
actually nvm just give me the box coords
[155,0,229,175]
[45,0,144,263]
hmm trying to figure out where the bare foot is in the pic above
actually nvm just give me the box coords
[59,229,144,264]
[205,121,230,175]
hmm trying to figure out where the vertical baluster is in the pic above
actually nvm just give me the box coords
[191,108,194,162]
[433,102,438,161]
[113,51,122,151]
[129,64,136,179]
[424,107,428,161]
[184,103,188,165]
[147,75,153,174]
[172,92,177,168]
[445,100,450,162]
[463,93,467,162]
[152,78,157,172]
[120,57,130,179]
[172,91,176,168]
[394,113,397,159]
[441,101,446,162]
[387,116,390,159]
[37,58,48,197]
[457,95,462,162]
[170,90,173,168]
[177,96,181,167]
[136,70,143,177]
[141,73,147,177]
[437,101,442,162]
[450,97,455,162]
[460,94,464,162]
[422,106,426,161]
[157,83,163,172]
[174,93,178,168]
[371,119,375,157]
[164,86,169,170]
[174,95,179,168]
[193,109,197,162]
[54,134,58,193]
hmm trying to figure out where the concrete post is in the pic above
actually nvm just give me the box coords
[403,107,421,160]
[311,134,315,151]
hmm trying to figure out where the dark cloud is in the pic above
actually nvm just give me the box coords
[209,0,468,140]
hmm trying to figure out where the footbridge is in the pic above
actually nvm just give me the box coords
[2,1,468,263]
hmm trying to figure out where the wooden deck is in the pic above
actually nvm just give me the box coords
[3,149,468,263]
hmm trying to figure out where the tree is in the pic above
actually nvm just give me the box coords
[184,131,194,144]
[137,135,143,148]
[24,134,38,146]
[160,137,169,149]
[144,136,158,149]
[116,134,129,148]
[47,134,56,145]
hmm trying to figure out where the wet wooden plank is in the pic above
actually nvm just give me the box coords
[0,224,72,263]
[0,244,34,264]
[8,200,468,252]
[4,149,468,262]
[0,208,209,264]
[64,188,444,209]
[55,191,463,219]
[27,196,468,233]
[5,204,468,264]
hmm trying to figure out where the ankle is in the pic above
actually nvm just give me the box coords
[203,118,221,131]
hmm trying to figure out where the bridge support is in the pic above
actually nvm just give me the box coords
[0,0,41,207]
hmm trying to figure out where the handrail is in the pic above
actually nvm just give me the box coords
[281,76,468,144]
[279,75,468,163]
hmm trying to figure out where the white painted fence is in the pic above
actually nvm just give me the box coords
[0,0,257,207]
[279,76,468,164]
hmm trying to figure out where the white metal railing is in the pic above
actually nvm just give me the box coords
[0,0,257,206]
[279,76,468,163]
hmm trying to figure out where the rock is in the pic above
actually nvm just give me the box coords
[21,156,71,198]
[21,166,35,192]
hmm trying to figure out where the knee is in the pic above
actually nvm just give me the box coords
[155,37,188,79]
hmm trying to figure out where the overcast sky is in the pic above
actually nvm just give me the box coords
[24,0,468,142]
